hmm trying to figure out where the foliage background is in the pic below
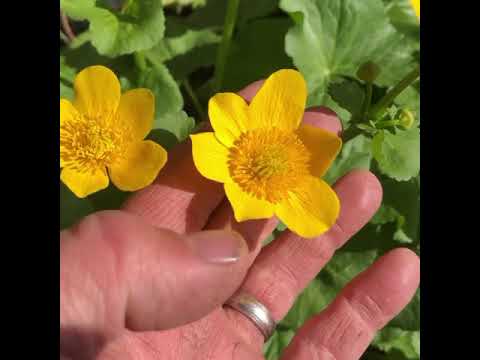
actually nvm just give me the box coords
[60,0,420,359]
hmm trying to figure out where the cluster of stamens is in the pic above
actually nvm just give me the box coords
[227,128,311,203]
[60,111,132,173]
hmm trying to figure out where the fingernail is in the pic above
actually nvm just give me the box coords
[186,230,248,264]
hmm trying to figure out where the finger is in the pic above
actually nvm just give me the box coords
[304,106,343,135]
[227,170,382,347]
[281,248,420,360]
[60,210,254,348]
[122,80,269,233]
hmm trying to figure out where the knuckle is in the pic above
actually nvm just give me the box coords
[343,290,387,330]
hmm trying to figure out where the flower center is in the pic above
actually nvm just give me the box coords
[228,128,311,203]
[60,112,132,172]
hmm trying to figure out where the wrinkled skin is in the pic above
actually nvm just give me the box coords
[60,81,420,360]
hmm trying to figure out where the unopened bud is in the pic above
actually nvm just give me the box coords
[357,61,381,82]
[399,109,415,129]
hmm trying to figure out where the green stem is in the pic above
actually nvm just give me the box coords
[183,79,207,121]
[376,119,400,129]
[370,66,420,118]
[361,82,373,121]
[212,0,240,93]
[134,52,147,71]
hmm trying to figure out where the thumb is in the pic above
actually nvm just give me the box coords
[60,210,253,334]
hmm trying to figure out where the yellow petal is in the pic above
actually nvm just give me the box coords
[190,133,230,183]
[249,69,307,130]
[225,182,275,221]
[73,65,121,117]
[60,99,78,126]
[109,140,168,192]
[60,99,79,168]
[411,0,420,19]
[117,88,155,141]
[208,93,249,146]
[296,124,342,178]
[60,167,109,198]
[275,177,340,238]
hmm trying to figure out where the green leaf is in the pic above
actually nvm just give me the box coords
[60,55,76,83]
[381,176,420,245]
[88,184,130,211]
[163,0,206,9]
[60,81,74,100]
[60,183,95,230]
[155,110,195,142]
[280,0,415,106]
[148,27,220,63]
[61,43,138,84]
[373,327,420,359]
[166,43,218,82]
[61,0,165,57]
[60,55,76,100]
[371,205,400,225]
[324,134,372,185]
[328,78,365,118]
[222,18,294,91]
[137,62,184,126]
[372,127,420,181]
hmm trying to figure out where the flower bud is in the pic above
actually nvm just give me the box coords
[357,61,381,82]
[399,109,415,129]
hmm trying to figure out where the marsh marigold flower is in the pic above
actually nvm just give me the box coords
[60,65,167,198]
[190,69,342,238]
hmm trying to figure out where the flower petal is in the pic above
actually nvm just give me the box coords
[109,140,167,192]
[117,88,155,141]
[60,167,109,198]
[60,99,79,126]
[411,0,420,19]
[249,69,307,130]
[190,133,230,183]
[208,93,249,146]
[73,65,121,117]
[225,182,275,221]
[275,177,340,238]
[60,99,79,168]
[297,124,342,177]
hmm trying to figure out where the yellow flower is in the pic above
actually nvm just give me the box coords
[411,0,420,19]
[190,69,342,238]
[60,65,168,198]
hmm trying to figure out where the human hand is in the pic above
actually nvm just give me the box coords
[60,80,420,360]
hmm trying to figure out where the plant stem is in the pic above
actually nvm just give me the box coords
[134,52,147,71]
[183,79,207,121]
[60,31,70,44]
[212,0,240,93]
[361,82,373,121]
[60,11,76,42]
[370,66,420,118]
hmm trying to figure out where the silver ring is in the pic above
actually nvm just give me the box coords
[224,292,276,341]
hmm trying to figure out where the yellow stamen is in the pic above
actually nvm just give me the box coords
[228,128,310,203]
[60,111,132,173]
